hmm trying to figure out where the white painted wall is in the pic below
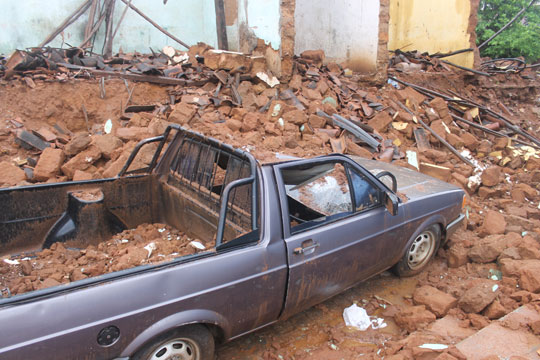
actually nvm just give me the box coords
[226,0,281,52]
[0,0,218,54]
[294,0,380,71]
[245,0,280,50]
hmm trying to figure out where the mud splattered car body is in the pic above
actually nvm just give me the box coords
[0,125,464,359]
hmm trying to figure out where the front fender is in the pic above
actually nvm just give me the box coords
[120,309,231,357]
[397,213,446,260]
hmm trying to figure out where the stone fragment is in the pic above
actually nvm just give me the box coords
[300,49,325,67]
[345,139,373,159]
[226,119,242,132]
[92,134,123,159]
[242,112,260,132]
[302,87,322,101]
[458,283,498,313]
[525,156,540,171]
[493,137,508,150]
[514,183,538,200]
[282,109,307,126]
[64,132,91,156]
[434,353,458,360]
[413,285,458,317]
[37,278,61,290]
[72,170,93,181]
[422,149,447,163]
[448,245,469,268]
[478,186,497,199]
[517,260,540,292]
[427,315,476,340]
[429,97,449,117]
[148,118,171,136]
[308,114,326,129]
[368,111,393,132]
[0,161,26,186]
[394,305,436,332]
[446,133,464,149]
[70,269,88,282]
[102,153,130,178]
[468,237,506,263]
[483,300,506,320]
[477,139,492,153]
[289,74,303,91]
[480,211,506,236]
[461,132,478,151]
[20,261,32,276]
[429,120,447,141]
[468,313,490,329]
[481,166,500,187]
[33,148,65,181]
[61,145,101,179]
[203,50,252,70]
[168,103,196,125]
[116,127,149,142]
[35,127,57,142]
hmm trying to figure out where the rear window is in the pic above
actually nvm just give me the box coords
[168,137,257,239]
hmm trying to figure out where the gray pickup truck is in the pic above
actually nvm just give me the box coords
[0,125,464,360]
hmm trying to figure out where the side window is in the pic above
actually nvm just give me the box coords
[348,167,381,211]
[281,162,353,233]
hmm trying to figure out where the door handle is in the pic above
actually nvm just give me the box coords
[293,240,320,255]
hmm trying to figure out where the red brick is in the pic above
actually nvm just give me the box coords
[34,148,65,181]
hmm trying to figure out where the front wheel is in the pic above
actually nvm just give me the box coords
[133,325,215,360]
[393,224,441,277]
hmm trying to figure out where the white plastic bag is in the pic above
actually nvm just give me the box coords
[343,304,387,331]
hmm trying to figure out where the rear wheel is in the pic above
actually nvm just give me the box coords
[133,325,215,360]
[393,224,441,277]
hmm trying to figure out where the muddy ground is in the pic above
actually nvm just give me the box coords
[1,50,540,359]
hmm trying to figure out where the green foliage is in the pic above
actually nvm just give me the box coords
[476,0,540,62]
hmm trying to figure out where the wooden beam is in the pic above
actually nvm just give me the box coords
[214,0,229,50]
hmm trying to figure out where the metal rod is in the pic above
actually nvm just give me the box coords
[441,60,491,76]
[394,100,475,167]
[451,113,540,149]
[431,48,473,59]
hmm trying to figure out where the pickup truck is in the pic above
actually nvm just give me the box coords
[0,125,465,360]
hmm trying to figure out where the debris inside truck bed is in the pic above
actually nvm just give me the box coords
[0,223,212,297]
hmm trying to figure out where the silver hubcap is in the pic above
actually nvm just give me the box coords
[149,338,199,360]
[407,231,435,270]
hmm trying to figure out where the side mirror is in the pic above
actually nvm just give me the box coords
[376,171,397,192]
[385,192,399,216]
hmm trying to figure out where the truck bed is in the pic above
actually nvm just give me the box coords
[1,126,258,301]
[1,222,213,297]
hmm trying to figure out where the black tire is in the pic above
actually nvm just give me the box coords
[133,324,215,360]
[393,224,441,277]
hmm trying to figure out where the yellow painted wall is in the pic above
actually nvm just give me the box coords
[389,0,474,67]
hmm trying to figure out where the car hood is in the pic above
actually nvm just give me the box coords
[348,156,462,200]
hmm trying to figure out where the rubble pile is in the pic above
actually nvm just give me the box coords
[0,223,210,297]
[1,44,540,357]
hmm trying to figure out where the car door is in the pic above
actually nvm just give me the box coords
[276,156,403,319]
